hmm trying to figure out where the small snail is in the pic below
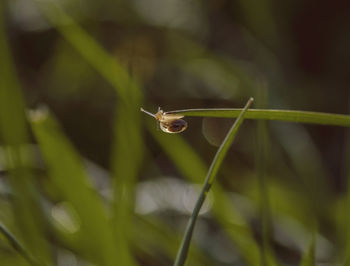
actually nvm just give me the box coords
[140,107,188,133]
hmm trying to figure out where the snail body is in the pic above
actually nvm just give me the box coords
[141,107,187,133]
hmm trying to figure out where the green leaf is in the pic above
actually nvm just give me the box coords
[134,217,217,266]
[147,118,261,265]
[110,103,143,266]
[166,108,350,127]
[33,0,141,106]
[30,112,119,266]
[174,98,254,266]
[32,3,144,264]
[255,88,279,266]
[0,3,52,265]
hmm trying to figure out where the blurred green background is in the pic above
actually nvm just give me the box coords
[1,0,350,265]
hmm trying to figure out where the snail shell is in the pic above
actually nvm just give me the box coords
[141,107,188,134]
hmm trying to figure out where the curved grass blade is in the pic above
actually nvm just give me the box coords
[166,108,350,127]
[174,98,254,266]
[147,121,261,265]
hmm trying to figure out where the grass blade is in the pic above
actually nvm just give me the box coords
[134,217,217,266]
[174,98,254,266]
[33,0,141,105]
[255,88,279,266]
[166,108,350,127]
[147,121,261,265]
[0,3,52,264]
[30,111,119,265]
[32,2,143,263]
[111,102,143,266]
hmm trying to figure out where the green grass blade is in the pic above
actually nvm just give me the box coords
[30,112,119,266]
[32,2,143,264]
[111,102,143,266]
[255,89,279,266]
[134,217,217,266]
[33,0,141,105]
[166,108,350,127]
[174,98,254,266]
[147,122,261,265]
[0,3,52,264]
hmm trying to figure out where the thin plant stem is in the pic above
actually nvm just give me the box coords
[174,98,254,266]
[0,223,37,265]
[165,108,350,127]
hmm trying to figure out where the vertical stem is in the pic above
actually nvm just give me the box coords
[256,82,274,265]
[174,98,254,266]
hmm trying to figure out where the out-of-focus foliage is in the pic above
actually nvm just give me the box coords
[1,0,350,265]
